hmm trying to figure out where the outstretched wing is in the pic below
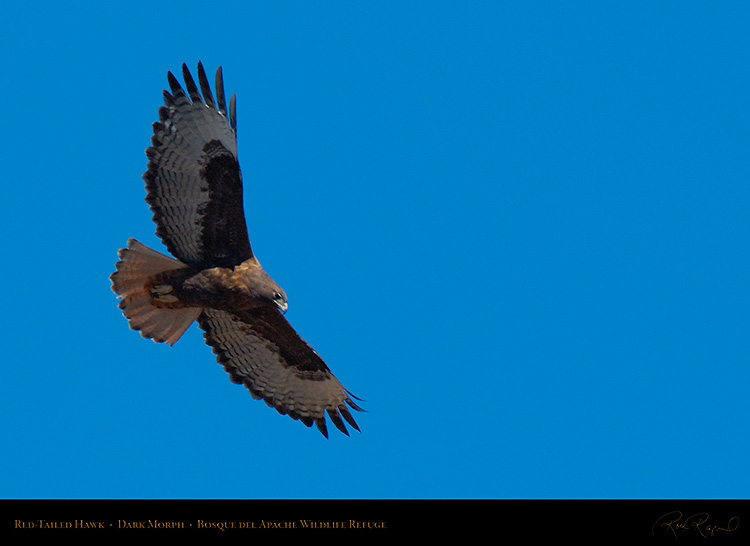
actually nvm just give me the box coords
[199,307,364,438]
[143,62,253,269]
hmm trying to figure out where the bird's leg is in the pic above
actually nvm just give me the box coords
[148,268,196,307]
[151,284,179,303]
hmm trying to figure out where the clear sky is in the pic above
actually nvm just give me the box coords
[1,1,748,500]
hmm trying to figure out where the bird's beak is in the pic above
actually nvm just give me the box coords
[278,301,288,314]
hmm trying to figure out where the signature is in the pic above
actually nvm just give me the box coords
[652,511,739,539]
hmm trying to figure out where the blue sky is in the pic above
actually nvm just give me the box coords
[1,1,748,499]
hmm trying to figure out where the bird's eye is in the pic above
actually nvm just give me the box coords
[273,292,283,301]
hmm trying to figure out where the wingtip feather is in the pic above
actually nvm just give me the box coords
[197,61,215,107]
[215,66,227,116]
[181,63,202,103]
[166,71,183,97]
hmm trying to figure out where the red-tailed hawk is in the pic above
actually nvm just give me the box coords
[110,63,363,437]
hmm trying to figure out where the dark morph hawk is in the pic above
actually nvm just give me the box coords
[110,63,363,437]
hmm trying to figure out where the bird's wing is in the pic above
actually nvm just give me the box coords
[143,62,253,269]
[199,307,363,437]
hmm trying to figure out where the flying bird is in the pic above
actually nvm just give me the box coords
[110,63,363,437]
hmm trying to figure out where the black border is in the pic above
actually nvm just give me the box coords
[3,499,749,539]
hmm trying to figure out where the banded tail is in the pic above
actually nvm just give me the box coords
[110,238,202,345]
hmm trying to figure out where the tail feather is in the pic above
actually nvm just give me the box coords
[110,238,201,346]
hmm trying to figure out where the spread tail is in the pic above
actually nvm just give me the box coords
[110,238,201,346]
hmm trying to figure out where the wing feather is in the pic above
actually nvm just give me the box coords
[180,63,203,103]
[197,62,216,108]
[143,63,251,269]
[229,93,237,133]
[199,308,363,438]
[215,67,228,117]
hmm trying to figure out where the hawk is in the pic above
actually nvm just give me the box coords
[110,63,363,437]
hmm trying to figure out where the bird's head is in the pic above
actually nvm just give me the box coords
[259,271,288,314]
[235,258,289,314]
[271,287,288,314]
